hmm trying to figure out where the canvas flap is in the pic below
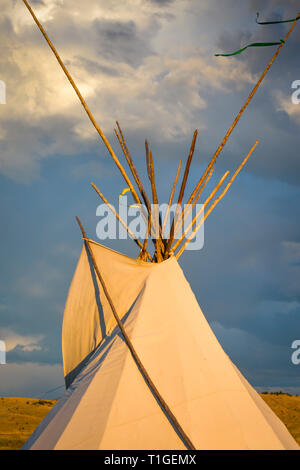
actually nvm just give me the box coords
[62,241,157,385]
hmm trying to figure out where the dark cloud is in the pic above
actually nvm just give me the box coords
[30,0,46,5]
[146,0,175,4]
[72,56,121,77]
[7,343,61,366]
[248,0,299,15]
[92,19,155,68]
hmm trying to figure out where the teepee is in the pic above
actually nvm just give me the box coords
[22,1,300,450]
[23,242,299,450]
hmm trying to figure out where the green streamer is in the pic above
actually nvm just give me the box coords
[256,12,300,25]
[215,39,285,57]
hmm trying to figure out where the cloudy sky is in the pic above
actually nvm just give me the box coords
[0,0,299,398]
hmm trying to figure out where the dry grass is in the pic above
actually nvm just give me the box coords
[0,397,57,450]
[0,393,299,450]
[260,392,300,445]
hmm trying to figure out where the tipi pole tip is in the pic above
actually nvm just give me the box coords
[75,216,87,239]
[176,139,259,259]
[164,131,198,258]
[162,159,182,237]
[115,123,152,213]
[173,170,230,253]
[90,182,153,261]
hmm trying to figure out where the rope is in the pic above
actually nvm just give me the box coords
[32,384,65,399]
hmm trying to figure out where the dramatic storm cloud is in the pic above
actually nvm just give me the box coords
[0,0,299,397]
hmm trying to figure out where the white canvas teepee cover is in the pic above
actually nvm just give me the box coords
[24,243,299,450]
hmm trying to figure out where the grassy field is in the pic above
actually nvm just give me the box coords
[0,394,299,450]
[260,392,300,446]
[0,397,57,450]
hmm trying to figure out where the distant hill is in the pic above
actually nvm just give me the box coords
[0,394,299,450]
